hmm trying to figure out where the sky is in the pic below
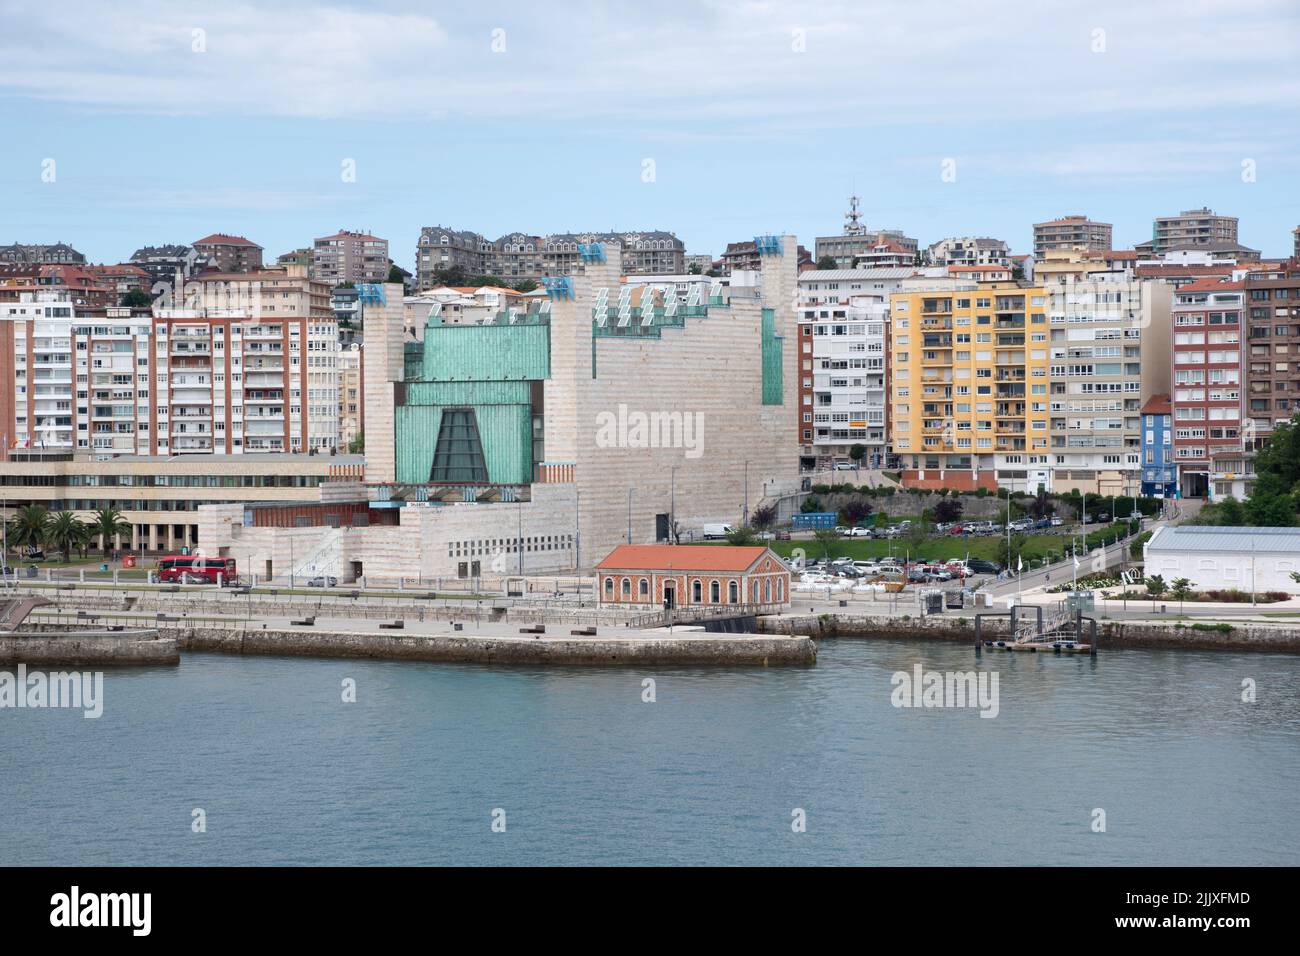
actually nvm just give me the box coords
[1,0,1298,268]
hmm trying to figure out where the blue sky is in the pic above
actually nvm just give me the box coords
[1,0,1297,267]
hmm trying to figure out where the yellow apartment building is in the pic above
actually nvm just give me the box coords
[890,282,1052,491]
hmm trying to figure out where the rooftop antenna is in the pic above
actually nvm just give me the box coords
[844,192,866,236]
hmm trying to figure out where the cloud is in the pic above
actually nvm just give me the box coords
[0,0,1296,128]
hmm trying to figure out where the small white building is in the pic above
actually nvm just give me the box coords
[1143,525,1300,594]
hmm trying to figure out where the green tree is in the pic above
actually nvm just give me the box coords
[46,511,89,563]
[387,263,411,284]
[1145,574,1166,603]
[7,505,51,556]
[848,443,866,467]
[120,288,152,308]
[1244,490,1296,527]
[816,255,837,271]
[88,507,132,558]
[1169,577,1193,613]
[347,429,364,455]
[800,495,823,514]
[725,526,757,546]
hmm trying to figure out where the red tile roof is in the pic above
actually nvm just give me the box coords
[1141,393,1172,416]
[1178,277,1245,293]
[596,544,777,573]
[193,233,261,248]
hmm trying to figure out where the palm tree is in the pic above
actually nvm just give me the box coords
[46,511,89,563]
[7,504,51,558]
[88,507,132,558]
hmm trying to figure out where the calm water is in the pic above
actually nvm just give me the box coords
[2,639,1298,866]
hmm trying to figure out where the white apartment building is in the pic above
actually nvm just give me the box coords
[796,269,917,469]
[2,291,154,455]
[1045,278,1173,495]
[927,237,1011,268]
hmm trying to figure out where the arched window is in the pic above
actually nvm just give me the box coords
[710,580,720,603]
[777,578,784,602]
[639,578,649,598]
[621,577,631,599]
[692,579,702,603]
[764,579,772,603]
[753,580,761,603]
[604,577,614,600]
[728,581,739,603]
[440,235,448,244]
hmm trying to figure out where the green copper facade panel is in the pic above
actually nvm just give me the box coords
[761,307,784,405]
[420,324,550,381]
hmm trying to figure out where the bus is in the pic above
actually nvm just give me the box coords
[157,555,237,585]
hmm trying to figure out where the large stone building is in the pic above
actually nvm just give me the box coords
[414,226,684,288]
[1032,216,1113,257]
[191,237,801,583]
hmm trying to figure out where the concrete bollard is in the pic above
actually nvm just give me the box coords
[113,569,119,585]
[79,569,85,583]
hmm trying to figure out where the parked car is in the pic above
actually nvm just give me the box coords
[756,531,776,541]
[966,559,1003,575]
[834,461,856,471]
[848,525,873,537]
[1050,517,1064,526]
[1033,517,1052,529]
[307,575,338,588]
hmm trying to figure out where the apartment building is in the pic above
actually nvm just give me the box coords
[1035,248,1137,286]
[192,234,264,273]
[927,237,1010,268]
[414,226,685,287]
[889,282,1051,491]
[1169,277,1245,498]
[1136,208,1238,255]
[1139,394,1177,498]
[1243,261,1300,446]
[1046,279,1173,496]
[313,230,390,285]
[152,307,338,454]
[0,290,154,457]
[0,242,85,265]
[129,244,210,286]
[338,342,363,452]
[1032,216,1113,257]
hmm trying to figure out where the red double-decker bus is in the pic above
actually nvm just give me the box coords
[157,555,237,585]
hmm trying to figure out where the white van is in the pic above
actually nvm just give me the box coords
[701,523,733,540]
